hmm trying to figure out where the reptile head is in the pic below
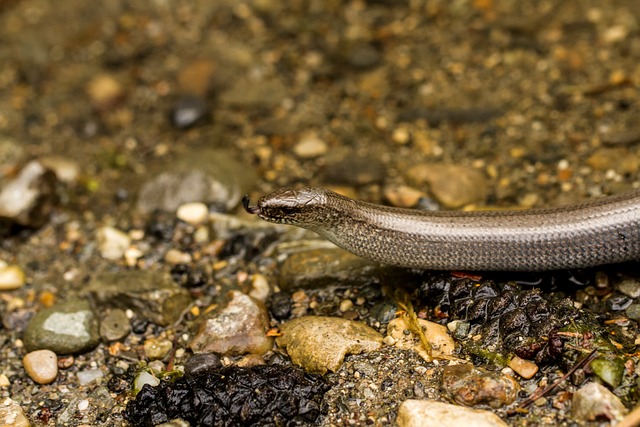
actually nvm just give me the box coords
[242,187,329,225]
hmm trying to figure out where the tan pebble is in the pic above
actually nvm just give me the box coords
[0,374,9,387]
[86,74,123,110]
[383,186,425,208]
[339,299,354,312]
[293,133,328,158]
[176,202,209,226]
[164,249,192,265]
[508,355,539,379]
[23,349,58,384]
[0,264,26,291]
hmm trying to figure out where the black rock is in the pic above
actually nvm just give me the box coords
[124,365,329,427]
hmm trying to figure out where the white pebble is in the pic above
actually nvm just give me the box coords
[0,264,26,291]
[77,399,89,411]
[96,226,131,260]
[176,202,209,226]
[23,350,58,384]
[248,274,270,301]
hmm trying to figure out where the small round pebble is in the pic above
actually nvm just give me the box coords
[176,202,209,226]
[0,264,26,290]
[144,337,173,360]
[23,349,58,384]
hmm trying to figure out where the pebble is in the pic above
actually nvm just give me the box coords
[508,355,539,379]
[626,303,640,321]
[383,186,426,208]
[617,278,640,299]
[0,263,26,290]
[23,349,58,384]
[96,226,131,260]
[136,149,256,214]
[23,299,101,354]
[387,317,455,361]
[407,163,488,208]
[171,94,208,129]
[176,202,209,226]
[248,274,270,301]
[278,248,381,290]
[189,290,273,356]
[0,160,58,227]
[276,316,383,374]
[99,308,131,342]
[590,357,624,387]
[396,399,509,427]
[184,353,222,376]
[85,270,192,326]
[133,371,160,394]
[0,397,30,427]
[292,133,328,158]
[77,369,104,386]
[442,364,520,408]
[572,382,627,422]
[86,74,124,110]
[39,155,81,184]
[144,337,173,360]
[164,249,193,265]
[0,374,9,387]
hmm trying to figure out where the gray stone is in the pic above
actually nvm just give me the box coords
[84,270,192,326]
[190,290,273,356]
[136,149,256,214]
[99,308,131,342]
[322,151,386,186]
[278,248,382,290]
[276,316,383,374]
[617,278,640,299]
[626,303,640,321]
[23,299,100,354]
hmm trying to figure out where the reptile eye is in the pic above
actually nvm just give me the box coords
[281,207,296,215]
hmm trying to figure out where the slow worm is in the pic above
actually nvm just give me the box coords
[242,187,640,271]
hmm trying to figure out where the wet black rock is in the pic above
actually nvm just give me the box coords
[124,365,329,427]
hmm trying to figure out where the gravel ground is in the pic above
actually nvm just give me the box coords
[1,0,640,426]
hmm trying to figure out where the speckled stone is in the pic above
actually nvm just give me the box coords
[572,382,627,422]
[0,397,30,427]
[23,349,58,384]
[23,299,100,354]
[276,316,382,374]
[189,290,273,356]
